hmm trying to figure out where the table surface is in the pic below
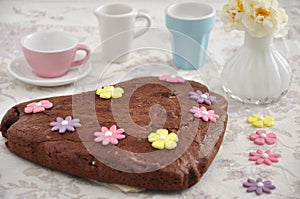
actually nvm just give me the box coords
[0,0,300,198]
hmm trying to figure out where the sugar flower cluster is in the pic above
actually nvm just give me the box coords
[243,114,279,195]
[221,0,288,37]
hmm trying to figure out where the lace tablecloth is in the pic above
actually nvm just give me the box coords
[0,0,300,198]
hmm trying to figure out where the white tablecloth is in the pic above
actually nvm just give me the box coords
[0,0,299,198]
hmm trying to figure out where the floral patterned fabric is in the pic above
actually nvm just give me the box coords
[0,0,300,198]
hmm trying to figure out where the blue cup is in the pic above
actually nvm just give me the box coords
[165,2,215,70]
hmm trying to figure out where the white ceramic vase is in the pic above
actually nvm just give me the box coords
[221,32,292,104]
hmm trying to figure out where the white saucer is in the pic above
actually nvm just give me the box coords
[8,56,91,87]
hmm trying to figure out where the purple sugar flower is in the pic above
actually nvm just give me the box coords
[243,178,276,195]
[189,90,216,105]
[50,116,81,133]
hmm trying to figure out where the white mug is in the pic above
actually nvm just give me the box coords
[94,3,151,62]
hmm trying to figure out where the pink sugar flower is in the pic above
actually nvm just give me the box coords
[24,100,53,113]
[249,149,281,165]
[190,106,219,122]
[94,125,125,145]
[159,75,185,83]
[250,130,277,145]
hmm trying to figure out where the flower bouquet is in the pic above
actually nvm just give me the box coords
[220,0,292,104]
[221,0,288,37]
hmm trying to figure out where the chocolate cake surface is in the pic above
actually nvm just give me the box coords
[0,76,228,191]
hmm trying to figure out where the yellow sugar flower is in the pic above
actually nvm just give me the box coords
[148,129,178,150]
[247,114,274,128]
[96,85,124,99]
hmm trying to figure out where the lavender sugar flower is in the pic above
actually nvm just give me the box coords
[189,90,216,105]
[243,178,276,195]
[50,116,81,133]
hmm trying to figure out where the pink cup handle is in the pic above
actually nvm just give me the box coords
[70,44,91,67]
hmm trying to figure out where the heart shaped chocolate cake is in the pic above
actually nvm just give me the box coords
[0,76,228,191]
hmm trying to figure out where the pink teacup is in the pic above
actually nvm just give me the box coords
[21,31,90,78]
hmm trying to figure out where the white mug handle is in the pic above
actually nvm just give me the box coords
[134,12,151,38]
